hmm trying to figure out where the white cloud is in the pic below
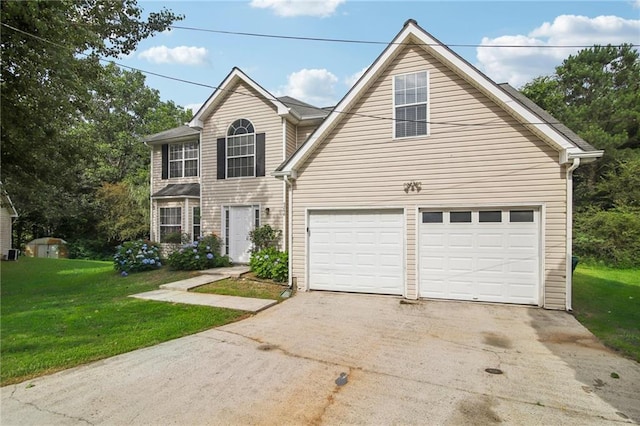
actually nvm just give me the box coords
[476,15,640,87]
[634,0,640,9]
[138,46,209,65]
[344,66,368,87]
[276,68,339,106]
[250,0,345,17]
[184,103,203,114]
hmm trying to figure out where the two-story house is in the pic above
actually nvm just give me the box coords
[146,68,328,263]
[148,20,602,310]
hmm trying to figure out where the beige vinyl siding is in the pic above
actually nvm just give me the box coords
[285,119,297,159]
[0,207,13,257]
[150,143,200,195]
[290,44,568,309]
[296,124,317,148]
[200,82,286,247]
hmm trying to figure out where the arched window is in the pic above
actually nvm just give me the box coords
[226,119,255,178]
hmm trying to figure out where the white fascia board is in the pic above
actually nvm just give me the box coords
[281,21,581,174]
[188,68,296,129]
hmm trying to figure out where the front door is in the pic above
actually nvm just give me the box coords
[228,206,254,263]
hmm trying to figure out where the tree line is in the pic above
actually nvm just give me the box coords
[2,1,638,265]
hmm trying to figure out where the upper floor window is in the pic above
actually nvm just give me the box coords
[169,142,198,178]
[226,119,255,178]
[394,71,428,138]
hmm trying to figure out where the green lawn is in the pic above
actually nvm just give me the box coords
[572,264,640,362]
[194,276,287,301]
[0,257,247,385]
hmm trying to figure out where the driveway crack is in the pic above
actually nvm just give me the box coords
[8,390,95,425]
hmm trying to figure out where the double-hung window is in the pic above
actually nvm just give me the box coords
[169,142,198,178]
[226,119,255,178]
[159,207,181,242]
[394,71,429,138]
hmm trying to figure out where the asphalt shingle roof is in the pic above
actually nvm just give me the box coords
[144,126,200,144]
[498,83,598,152]
[152,183,200,198]
[278,96,331,120]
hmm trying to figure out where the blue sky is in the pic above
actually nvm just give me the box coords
[125,1,640,112]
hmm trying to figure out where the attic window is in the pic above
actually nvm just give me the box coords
[394,71,429,138]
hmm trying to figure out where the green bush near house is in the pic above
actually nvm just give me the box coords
[249,224,282,252]
[167,234,231,270]
[250,248,288,282]
[113,240,162,273]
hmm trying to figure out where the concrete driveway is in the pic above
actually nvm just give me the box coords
[2,292,639,425]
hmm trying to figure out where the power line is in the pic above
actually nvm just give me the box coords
[0,22,609,131]
[169,25,640,49]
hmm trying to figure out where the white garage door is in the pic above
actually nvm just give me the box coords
[419,209,539,305]
[308,210,404,295]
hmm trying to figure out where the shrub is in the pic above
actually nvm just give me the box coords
[167,235,229,270]
[249,248,288,282]
[574,207,640,268]
[113,240,162,273]
[249,224,282,252]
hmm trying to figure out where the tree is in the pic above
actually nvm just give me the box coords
[1,0,182,248]
[522,44,640,266]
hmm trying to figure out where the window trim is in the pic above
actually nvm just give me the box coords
[226,119,256,179]
[392,70,430,139]
[168,142,199,179]
[192,206,201,241]
[159,207,182,242]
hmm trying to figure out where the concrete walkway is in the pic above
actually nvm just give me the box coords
[129,265,278,313]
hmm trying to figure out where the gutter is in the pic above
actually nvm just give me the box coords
[565,157,580,311]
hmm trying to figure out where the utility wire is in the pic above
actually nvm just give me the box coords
[168,25,640,48]
[0,22,601,130]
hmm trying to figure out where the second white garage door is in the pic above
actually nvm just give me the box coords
[419,208,540,305]
[308,210,404,295]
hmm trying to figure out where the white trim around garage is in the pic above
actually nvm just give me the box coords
[305,207,406,296]
[416,205,544,306]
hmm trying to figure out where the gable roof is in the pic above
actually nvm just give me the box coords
[276,19,602,176]
[144,125,200,145]
[0,182,18,217]
[189,67,297,129]
[278,96,331,120]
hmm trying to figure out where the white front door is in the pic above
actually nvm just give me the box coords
[228,206,254,263]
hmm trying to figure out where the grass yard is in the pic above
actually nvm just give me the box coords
[572,264,640,362]
[194,274,288,301]
[0,257,247,385]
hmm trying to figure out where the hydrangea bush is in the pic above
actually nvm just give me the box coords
[249,248,288,282]
[167,235,232,270]
[113,240,162,274]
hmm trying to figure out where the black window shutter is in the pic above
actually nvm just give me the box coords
[256,133,266,177]
[217,138,226,180]
[161,144,169,179]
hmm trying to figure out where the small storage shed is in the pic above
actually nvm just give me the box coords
[25,237,69,259]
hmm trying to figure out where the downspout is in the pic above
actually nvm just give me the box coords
[145,139,154,241]
[283,174,294,289]
[565,157,580,311]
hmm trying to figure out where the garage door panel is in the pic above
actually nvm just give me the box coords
[419,208,539,305]
[309,210,404,295]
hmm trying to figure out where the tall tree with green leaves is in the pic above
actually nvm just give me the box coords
[0,0,182,247]
[522,44,640,266]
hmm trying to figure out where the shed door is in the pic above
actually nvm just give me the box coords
[308,210,404,295]
[419,209,539,305]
